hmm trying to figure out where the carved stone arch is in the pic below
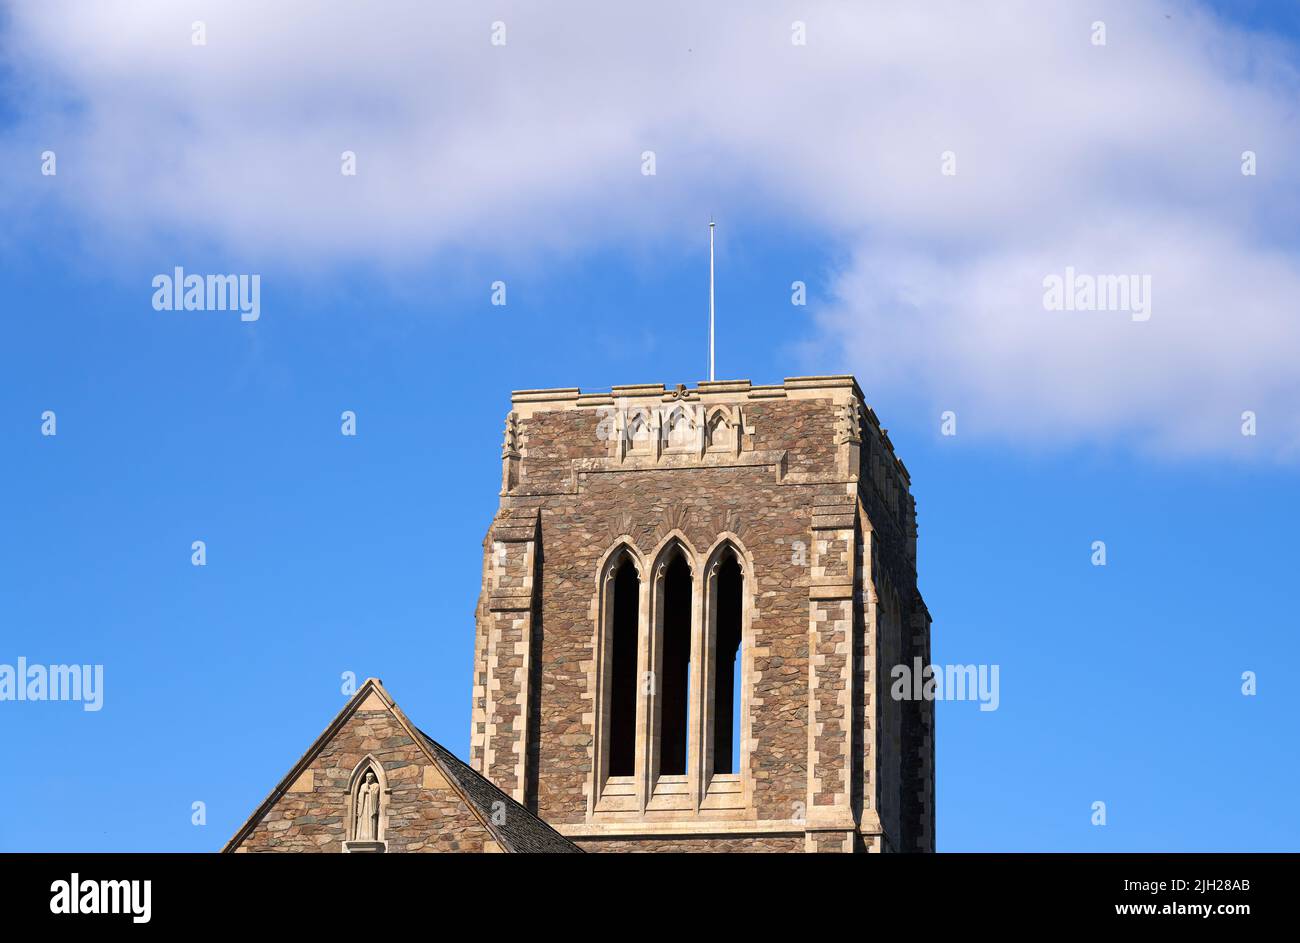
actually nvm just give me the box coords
[594,538,645,588]
[602,511,637,550]
[662,403,695,450]
[701,533,755,633]
[702,532,755,582]
[705,405,738,453]
[653,505,691,546]
[346,754,390,847]
[625,407,654,454]
[646,529,698,575]
[707,510,748,545]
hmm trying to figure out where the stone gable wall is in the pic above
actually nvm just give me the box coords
[233,706,494,853]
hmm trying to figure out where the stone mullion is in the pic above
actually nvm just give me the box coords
[688,563,708,810]
[633,575,653,810]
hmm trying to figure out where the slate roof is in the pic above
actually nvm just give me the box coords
[417,729,582,854]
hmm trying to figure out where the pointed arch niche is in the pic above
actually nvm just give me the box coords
[662,404,696,452]
[705,405,741,456]
[343,755,390,852]
[625,408,655,456]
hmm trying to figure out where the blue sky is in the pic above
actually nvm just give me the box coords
[1,1,1297,852]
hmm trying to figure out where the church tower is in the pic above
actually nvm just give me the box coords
[471,376,934,852]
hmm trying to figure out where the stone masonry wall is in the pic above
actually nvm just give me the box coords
[234,705,494,853]
[473,378,933,852]
[522,465,834,825]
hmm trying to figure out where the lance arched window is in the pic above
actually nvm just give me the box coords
[591,535,752,815]
[605,551,641,778]
[652,543,693,778]
[710,549,744,774]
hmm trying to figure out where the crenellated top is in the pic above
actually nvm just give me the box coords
[504,377,911,512]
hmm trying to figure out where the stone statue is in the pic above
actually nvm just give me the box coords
[354,770,380,841]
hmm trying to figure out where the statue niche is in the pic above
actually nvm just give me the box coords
[354,770,380,840]
[344,758,387,852]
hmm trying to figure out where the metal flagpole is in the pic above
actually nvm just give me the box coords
[709,218,715,382]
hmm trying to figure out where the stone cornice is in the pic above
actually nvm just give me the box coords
[511,376,865,410]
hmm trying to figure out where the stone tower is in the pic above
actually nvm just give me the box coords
[471,376,934,852]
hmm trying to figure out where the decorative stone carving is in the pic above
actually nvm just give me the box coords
[605,403,746,466]
[663,405,696,451]
[605,511,637,547]
[344,759,387,851]
[625,407,656,456]
[834,398,863,445]
[655,505,691,545]
[709,509,747,543]
[501,411,521,459]
[354,770,380,840]
[705,406,740,454]
[501,411,522,493]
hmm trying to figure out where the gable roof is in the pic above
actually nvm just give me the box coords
[221,678,580,854]
[414,729,579,854]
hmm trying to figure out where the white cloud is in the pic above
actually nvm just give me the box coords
[818,225,1300,457]
[5,0,1299,456]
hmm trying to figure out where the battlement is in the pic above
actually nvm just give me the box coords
[503,375,912,499]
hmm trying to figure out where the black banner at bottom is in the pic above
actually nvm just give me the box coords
[0,852,1284,930]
